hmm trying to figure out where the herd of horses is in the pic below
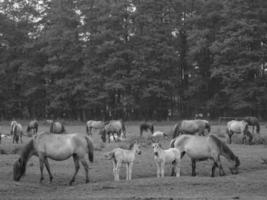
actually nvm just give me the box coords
[4,116,261,185]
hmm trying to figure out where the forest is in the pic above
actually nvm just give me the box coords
[0,0,267,121]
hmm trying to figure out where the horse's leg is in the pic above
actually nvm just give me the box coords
[112,132,116,142]
[217,159,225,176]
[211,161,218,177]
[108,133,111,143]
[20,132,23,143]
[191,159,196,176]
[44,157,53,182]
[160,161,165,177]
[115,160,122,181]
[112,160,117,181]
[39,155,45,183]
[80,158,89,183]
[128,162,133,180]
[125,163,129,180]
[228,131,233,144]
[156,162,160,178]
[69,154,80,185]
[175,159,181,177]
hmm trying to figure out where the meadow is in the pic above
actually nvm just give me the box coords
[0,121,267,200]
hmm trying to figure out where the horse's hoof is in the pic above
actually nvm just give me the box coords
[85,179,89,184]
[49,177,53,183]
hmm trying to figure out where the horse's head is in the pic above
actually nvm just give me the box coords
[229,156,240,175]
[131,142,141,155]
[13,158,26,181]
[152,143,162,156]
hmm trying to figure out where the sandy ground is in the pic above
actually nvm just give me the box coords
[1,122,267,200]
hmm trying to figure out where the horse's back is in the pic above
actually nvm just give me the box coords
[180,120,199,133]
[227,120,247,133]
[173,135,214,158]
[35,132,89,160]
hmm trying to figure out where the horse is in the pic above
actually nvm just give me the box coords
[226,120,253,144]
[13,132,94,185]
[139,122,154,137]
[10,121,23,144]
[152,143,181,177]
[173,119,211,138]
[104,142,141,181]
[100,120,126,143]
[243,116,260,134]
[26,120,38,136]
[86,120,105,135]
[171,134,240,177]
[47,120,66,134]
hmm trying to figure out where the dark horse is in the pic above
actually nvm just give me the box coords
[13,132,94,185]
[139,122,154,137]
[243,116,260,134]
[27,120,38,136]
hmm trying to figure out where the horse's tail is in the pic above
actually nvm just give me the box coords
[151,124,154,134]
[86,125,90,135]
[256,122,260,134]
[205,122,211,133]
[84,136,94,162]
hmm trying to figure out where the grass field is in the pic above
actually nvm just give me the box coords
[1,121,267,200]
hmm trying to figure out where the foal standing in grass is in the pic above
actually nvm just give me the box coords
[152,143,181,178]
[105,142,141,181]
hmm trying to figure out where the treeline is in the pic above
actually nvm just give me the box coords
[0,0,267,121]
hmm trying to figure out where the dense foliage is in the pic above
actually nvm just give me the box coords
[0,0,267,120]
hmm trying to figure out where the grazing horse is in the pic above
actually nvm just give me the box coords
[86,120,105,135]
[10,121,23,144]
[243,116,260,134]
[152,143,181,177]
[226,120,252,144]
[47,120,66,134]
[140,122,154,137]
[13,132,94,185]
[100,120,126,143]
[173,119,211,138]
[171,134,240,177]
[27,120,38,136]
[105,142,141,181]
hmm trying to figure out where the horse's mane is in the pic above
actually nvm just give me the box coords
[170,135,190,148]
[20,139,35,162]
[209,135,237,161]
[172,122,181,138]
[129,142,136,150]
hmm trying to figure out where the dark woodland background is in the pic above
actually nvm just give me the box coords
[0,0,267,121]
